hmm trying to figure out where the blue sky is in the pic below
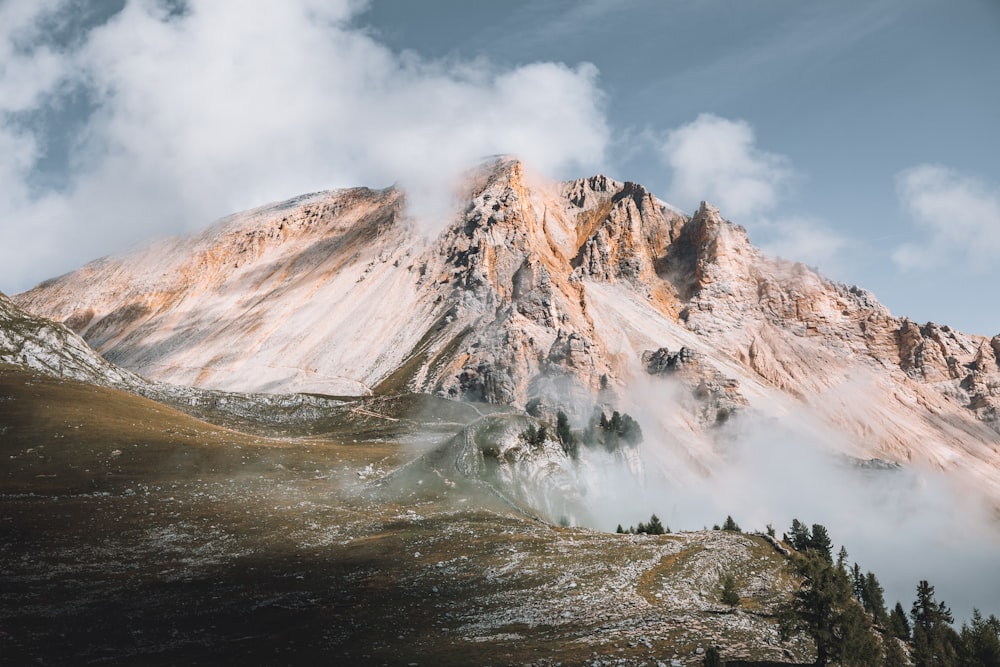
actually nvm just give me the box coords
[1,0,998,334]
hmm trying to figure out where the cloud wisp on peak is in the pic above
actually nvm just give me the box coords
[0,0,609,292]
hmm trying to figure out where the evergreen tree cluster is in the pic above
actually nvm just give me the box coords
[849,564,887,628]
[555,410,577,459]
[616,513,668,535]
[712,515,741,532]
[892,579,1000,666]
[960,610,1000,667]
[785,518,833,562]
[778,518,1000,667]
[520,423,547,448]
[582,408,643,451]
[521,406,642,460]
[779,533,879,666]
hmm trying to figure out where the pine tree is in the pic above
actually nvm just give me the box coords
[888,601,911,640]
[809,523,833,562]
[911,580,958,667]
[862,571,887,627]
[837,601,882,666]
[646,514,665,535]
[959,609,1000,667]
[521,423,549,447]
[720,573,740,607]
[556,410,576,458]
[618,412,643,444]
[912,580,953,629]
[616,524,624,534]
[852,563,866,603]
[721,515,741,532]
[788,518,811,551]
[780,551,881,666]
[609,410,623,433]
[836,546,849,571]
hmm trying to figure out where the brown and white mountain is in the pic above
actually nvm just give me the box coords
[14,158,1000,501]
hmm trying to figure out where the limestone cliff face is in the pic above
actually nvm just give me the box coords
[13,158,1000,501]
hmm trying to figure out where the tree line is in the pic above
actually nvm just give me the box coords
[779,518,1000,666]
[610,514,1000,666]
[616,513,668,535]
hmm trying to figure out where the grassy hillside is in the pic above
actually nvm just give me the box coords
[1,365,809,665]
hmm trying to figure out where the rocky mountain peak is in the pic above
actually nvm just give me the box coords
[564,173,621,208]
[683,200,755,290]
[11,159,1000,504]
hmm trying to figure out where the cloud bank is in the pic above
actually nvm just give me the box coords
[893,164,1000,272]
[556,393,1000,624]
[0,0,609,292]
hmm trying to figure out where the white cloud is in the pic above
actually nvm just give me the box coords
[0,0,71,112]
[659,112,791,219]
[0,0,609,293]
[758,216,851,273]
[893,164,1000,272]
[657,113,849,274]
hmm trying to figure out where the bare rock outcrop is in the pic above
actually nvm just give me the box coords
[896,319,970,382]
[572,181,684,285]
[643,346,747,427]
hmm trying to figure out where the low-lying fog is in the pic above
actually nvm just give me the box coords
[512,384,1000,625]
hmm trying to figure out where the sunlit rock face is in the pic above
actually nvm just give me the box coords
[14,157,1000,502]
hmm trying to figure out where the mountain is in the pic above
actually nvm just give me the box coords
[6,159,1000,663]
[2,283,819,664]
[14,158,1000,502]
